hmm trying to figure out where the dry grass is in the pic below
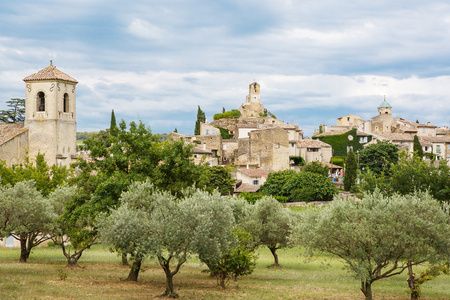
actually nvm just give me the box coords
[0,246,449,299]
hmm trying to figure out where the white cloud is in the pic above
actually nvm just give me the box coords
[127,19,165,40]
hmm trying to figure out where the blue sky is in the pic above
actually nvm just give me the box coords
[1,0,450,136]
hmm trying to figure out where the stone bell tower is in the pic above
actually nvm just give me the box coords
[23,62,78,168]
[239,82,265,118]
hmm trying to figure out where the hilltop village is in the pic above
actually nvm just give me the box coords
[170,81,450,193]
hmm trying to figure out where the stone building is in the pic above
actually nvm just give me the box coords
[238,82,265,118]
[0,62,78,168]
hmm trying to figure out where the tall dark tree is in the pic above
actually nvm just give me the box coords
[194,105,206,135]
[0,98,25,123]
[110,109,118,136]
[344,149,357,191]
[413,135,423,159]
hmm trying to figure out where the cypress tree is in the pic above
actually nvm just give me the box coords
[344,149,357,191]
[413,135,423,159]
[194,105,206,135]
[110,109,118,136]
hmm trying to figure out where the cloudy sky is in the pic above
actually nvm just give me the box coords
[1,0,450,136]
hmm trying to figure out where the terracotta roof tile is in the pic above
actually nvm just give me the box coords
[23,62,78,83]
[0,123,28,145]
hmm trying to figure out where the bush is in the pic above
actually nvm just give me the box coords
[213,109,241,120]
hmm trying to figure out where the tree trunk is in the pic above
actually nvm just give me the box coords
[126,258,142,281]
[361,280,373,300]
[19,235,29,263]
[163,270,178,298]
[407,260,419,300]
[121,253,129,266]
[269,247,280,268]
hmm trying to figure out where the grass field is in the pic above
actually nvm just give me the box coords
[0,245,449,299]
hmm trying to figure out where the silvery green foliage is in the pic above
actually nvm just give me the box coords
[0,180,56,238]
[97,203,150,259]
[118,179,160,212]
[295,189,450,300]
[47,184,77,217]
[228,196,254,226]
[183,190,236,269]
[247,196,294,266]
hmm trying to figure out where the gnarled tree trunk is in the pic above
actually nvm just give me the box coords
[121,253,129,266]
[407,260,419,300]
[361,280,373,300]
[268,246,280,268]
[126,258,142,281]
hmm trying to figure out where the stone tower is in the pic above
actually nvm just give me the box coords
[23,62,78,168]
[239,82,265,117]
[371,98,393,133]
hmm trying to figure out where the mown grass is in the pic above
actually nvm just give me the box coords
[0,245,448,299]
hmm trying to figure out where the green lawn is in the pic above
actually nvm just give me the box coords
[0,245,448,299]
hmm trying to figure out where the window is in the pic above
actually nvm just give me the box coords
[223,144,227,150]
[436,145,441,153]
[63,93,69,113]
[448,145,450,151]
[347,117,350,121]
[359,137,368,143]
[422,128,426,133]
[212,129,216,135]
[37,92,45,111]
[252,180,259,185]
[205,129,209,135]
[347,146,353,152]
[307,148,319,152]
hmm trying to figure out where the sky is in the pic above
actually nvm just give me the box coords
[1,0,450,137]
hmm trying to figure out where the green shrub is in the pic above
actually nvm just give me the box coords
[213,109,241,120]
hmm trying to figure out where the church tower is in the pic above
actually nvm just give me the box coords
[239,82,265,117]
[23,62,78,168]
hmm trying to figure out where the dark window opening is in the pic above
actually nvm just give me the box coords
[37,92,45,111]
[63,93,69,113]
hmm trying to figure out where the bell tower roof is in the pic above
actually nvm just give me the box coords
[23,61,78,83]
[378,97,392,108]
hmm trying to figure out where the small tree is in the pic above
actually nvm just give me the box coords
[194,105,206,135]
[343,149,357,191]
[0,181,56,262]
[247,196,294,267]
[208,229,257,288]
[0,98,25,123]
[205,166,234,195]
[295,190,450,300]
[413,135,423,159]
[110,109,118,136]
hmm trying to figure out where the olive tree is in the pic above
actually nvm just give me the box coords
[0,181,56,262]
[247,196,294,267]
[295,190,450,300]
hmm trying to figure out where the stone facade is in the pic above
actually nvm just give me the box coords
[238,82,265,118]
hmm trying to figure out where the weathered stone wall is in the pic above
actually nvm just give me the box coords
[24,80,77,168]
[0,131,29,167]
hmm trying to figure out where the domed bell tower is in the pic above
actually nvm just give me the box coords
[23,62,78,168]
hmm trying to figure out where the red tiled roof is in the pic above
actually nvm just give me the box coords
[23,62,78,83]
[0,123,28,145]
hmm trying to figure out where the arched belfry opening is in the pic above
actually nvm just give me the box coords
[63,93,69,113]
[37,92,45,111]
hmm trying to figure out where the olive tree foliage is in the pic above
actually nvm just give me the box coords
[246,196,295,267]
[0,181,56,262]
[294,190,450,300]
[98,182,237,297]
